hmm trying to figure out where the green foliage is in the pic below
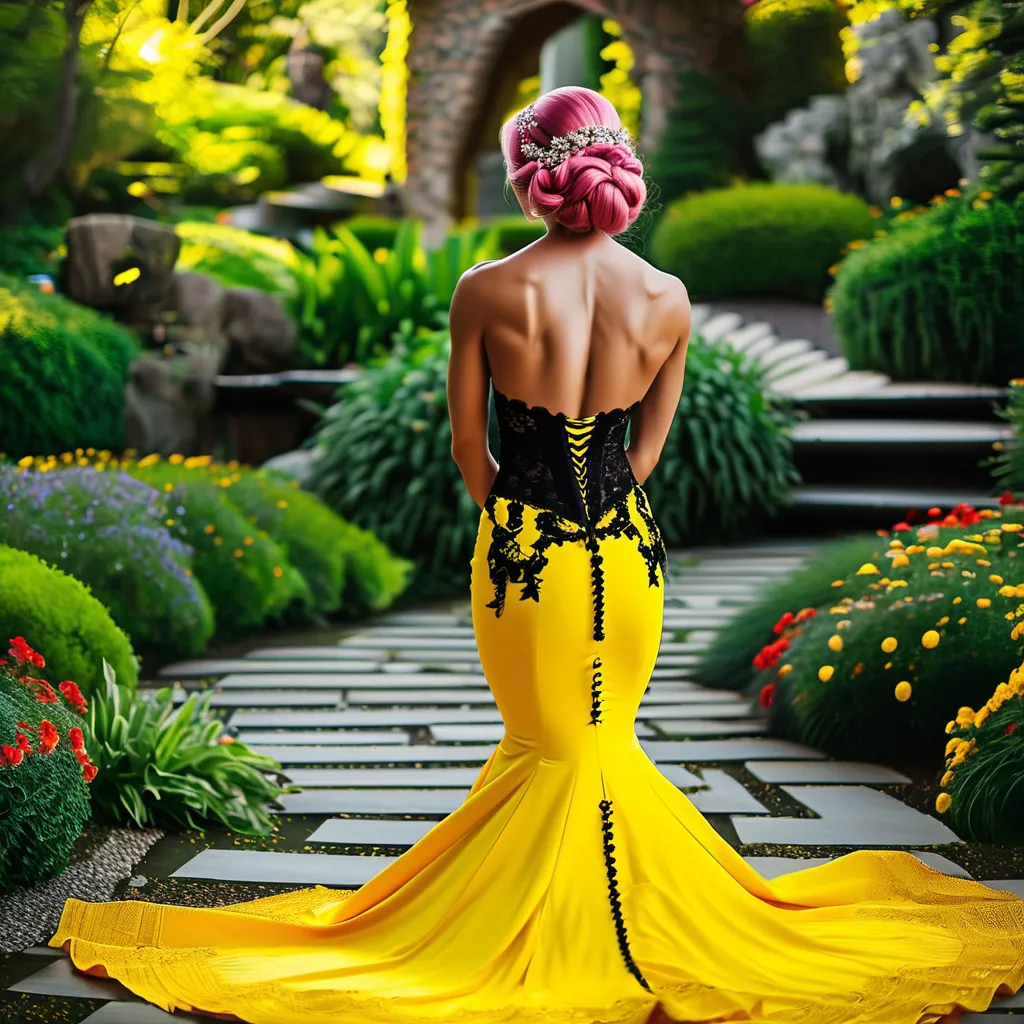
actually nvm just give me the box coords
[990,381,1024,497]
[643,338,800,547]
[941,664,1024,843]
[84,661,284,836]
[0,223,64,277]
[694,533,882,692]
[745,0,849,130]
[0,274,140,458]
[488,216,546,255]
[0,658,91,893]
[831,195,1024,383]
[312,327,482,597]
[0,545,138,697]
[334,518,413,613]
[765,512,1024,759]
[647,70,741,204]
[650,183,874,302]
[128,459,313,634]
[343,215,402,253]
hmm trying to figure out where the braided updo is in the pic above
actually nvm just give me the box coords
[501,87,646,236]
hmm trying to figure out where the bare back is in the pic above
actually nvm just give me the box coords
[448,230,692,508]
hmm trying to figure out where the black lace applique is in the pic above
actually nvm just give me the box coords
[589,656,604,725]
[599,798,651,991]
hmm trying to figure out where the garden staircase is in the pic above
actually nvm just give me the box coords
[692,306,1010,534]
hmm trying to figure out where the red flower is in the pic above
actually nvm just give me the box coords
[892,521,912,532]
[927,507,942,518]
[38,720,59,754]
[15,732,32,753]
[0,745,24,767]
[82,762,98,783]
[999,492,1017,506]
[1007,722,1019,735]
[59,680,87,714]
[795,607,817,622]
[773,611,795,635]
[69,727,84,751]
[759,682,776,709]
[21,676,58,704]
[7,636,44,668]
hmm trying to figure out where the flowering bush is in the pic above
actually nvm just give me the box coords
[759,504,1024,758]
[0,636,94,892]
[0,544,137,696]
[0,464,214,661]
[937,657,1024,842]
[84,660,284,835]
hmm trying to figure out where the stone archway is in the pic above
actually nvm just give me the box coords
[404,0,746,231]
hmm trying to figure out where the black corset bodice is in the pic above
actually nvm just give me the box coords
[481,387,668,643]
[489,388,639,532]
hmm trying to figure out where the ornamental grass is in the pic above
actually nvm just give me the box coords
[757,504,1024,760]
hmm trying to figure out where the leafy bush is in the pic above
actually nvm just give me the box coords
[643,337,800,546]
[0,464,213,661]
[488,216,546,255]
[343,215,402,253]
[0,274,140,458]
[127,457,312,634]
[0,545,137,695]
[761,506,1024,759]
[745,0,849,131]
[650,183,874,302]
[84,661,284,835]
[0,635,95,892]
[990,379,1024,497]
[694,533,882,692]
[831,195,1024,383]
[0,223,64,277]
[937,653,1024,843]
[312,328,482,596]
[647,70,741,204]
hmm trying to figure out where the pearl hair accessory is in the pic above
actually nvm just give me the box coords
[515,104,633,170]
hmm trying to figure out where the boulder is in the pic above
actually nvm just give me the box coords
[261,448,318,487]
[165,271,230,370]
[64,214,180,312]
[221,287,297,374]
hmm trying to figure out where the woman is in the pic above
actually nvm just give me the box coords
[51,87,1023,1024]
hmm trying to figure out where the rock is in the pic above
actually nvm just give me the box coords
[261,448,318,485]
[123,349,219,458]
[64,214,180,312]
[221,287,297,374]
[166,272,230,371]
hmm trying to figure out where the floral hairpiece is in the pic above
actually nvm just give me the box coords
[515,103,633,170]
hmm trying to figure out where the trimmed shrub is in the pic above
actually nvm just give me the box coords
[761,506,1024,759]
[938,655,1024,843]
[488,216,546,255]
[694,533,882,692]
[745,0,849,131]
[831,195,1024,383]
[0,545,138,695]
[0,636,94,892]
[0,464,214,661]
[643,337,800,547]
[650,183,874,302]
[0,274,140,458]
[84,662,284,836]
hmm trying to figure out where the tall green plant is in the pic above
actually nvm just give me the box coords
[989,379,1024,496]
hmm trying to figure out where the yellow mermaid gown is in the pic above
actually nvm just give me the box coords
[51,388,1024,1023]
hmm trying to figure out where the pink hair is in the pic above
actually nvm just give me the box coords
[501,86,646,236]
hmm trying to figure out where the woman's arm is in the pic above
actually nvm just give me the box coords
[447,267,499,508]
[626,279,692,485]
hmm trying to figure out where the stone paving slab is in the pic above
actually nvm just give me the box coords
[346,688,496,706]
[654,764,704,789]
[652,720,768,738]
[733,786,960,846]
[307,818,436,847]
[234,729,410,746]
[217,673,390,690]
[246,647,387,659]
[284,767,482,788]
[426,723,657,742]
[344,637,483,650]
[230,708,505,728]
[642,738,826,763]
[277,788,466,815]
[9,957,133,999]
[642,686,744,703]
[638,703,762,720]
[746,852,971,879]
[80,1005,208,1023]
[390,649,483,662]
[250,744,495,765]
[745,760,912,785]
[196,690,344,708]
[171,849,398,886]
[346,626,475,638]
[688,770,769,815]
[159,659,381,678]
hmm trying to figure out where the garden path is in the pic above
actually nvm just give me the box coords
[5,541,1024,1023]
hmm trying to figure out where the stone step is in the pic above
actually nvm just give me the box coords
[791,419,1010,447]
[763,348,828,382]
[770,357,850,396]
[699,311,744,342]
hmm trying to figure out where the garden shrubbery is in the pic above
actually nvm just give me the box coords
[831,194,1024,383]
[0,545,137,695]
[0,635,95,892]
[0,274,140,458]
[650,183,875,302]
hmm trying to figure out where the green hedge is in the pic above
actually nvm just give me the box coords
[650,183,875,302]
[487,216,546,255]
[831,196,1024,384]
[0,545,138,696]
[0,274,140,458]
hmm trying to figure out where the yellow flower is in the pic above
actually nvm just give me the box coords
[233,549,244,559]
[163,482,174,493]
[836,619,852,631]
[958,616,967,625]
[855,563,879,575]
[940,770,953,787]
[977,598,992,609]
[204,524,216,535]
[935,793,952,814]
[887,580,908,588]
[169,453,184,465]
[213,536,224,546]
[953,596,962,604]
[818,665,835,683]
[894,681,912,702]
[884,661,893,669]
[1000,585,1018,597]
[922,630,940,649]
[891,553,910,568]
[272,566,284,578]
[16,455,33,468]
[955,706,976,727]
[977,559,991,567]
[276,500,288,509]
[937,616,949,626]
[828,635,843,652]
[881,636,898,653]
[1003,522,1024,533]
[944,720,955,734]
[779,664,793,677]
[243,536,253,546]
[889,539,905,550]
[831,579,844,588]
[945,737,961,756]
[974,707,990,727]
[906,545,926,555]
[926,546,944,558]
